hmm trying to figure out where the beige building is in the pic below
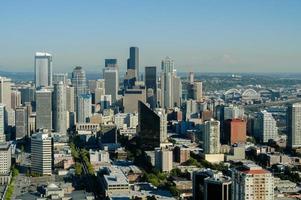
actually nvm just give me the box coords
[231,163,274,200]
[123,88,146,113]
[193,81,203,102]
[155,148,173,172]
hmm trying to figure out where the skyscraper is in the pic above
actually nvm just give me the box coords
[31,129,53,176]
[138,101,167,150]
[53,82,67,135]
[0,77,12,109]
[254,110,278,143]
[66,86,75,113]
[15,107,28,139]
[173,75,182,107]
[145,66,157,108]
[36,89,52,130]
[287,103,301,148]
[77,94,92,123]
[160,57,182,108]
[104,67,119,103]
[127,47,139,81]
[203,119,220,154]
[193,81,203,102]
[71,66,88,119]
[34,52,52,88]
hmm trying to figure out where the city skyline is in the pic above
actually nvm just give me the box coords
[0,0,301,73]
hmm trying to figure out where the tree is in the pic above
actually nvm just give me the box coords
[75,163,82,176]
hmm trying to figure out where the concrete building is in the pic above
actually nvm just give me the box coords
[104,67,119,103]
[231,163,274,200]
[287,103,301,148]
[103,166,129,197]
[31,129,53,176]
[123,87,146,113]
[0,142,11,185]
[0,77,12,109]
[53,82,67,135]
[203,119,220,154]
[254,110,278,143]
[89,149,110,164]
[34,52,52,88]
[36,89,52,131]
[77,94,92,123]
[155,148,173,172]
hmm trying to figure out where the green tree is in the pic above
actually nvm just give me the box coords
[75,163,82,176]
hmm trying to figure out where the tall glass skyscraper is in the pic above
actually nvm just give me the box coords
[127,47,139,81]
[71,66,88,121]
[145,66,157,108]
[138,101,167,150]
[34,52,52,88]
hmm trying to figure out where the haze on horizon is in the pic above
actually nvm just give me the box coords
[0,0,300,73]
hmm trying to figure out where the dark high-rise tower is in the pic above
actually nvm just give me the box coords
[127,47,139,81]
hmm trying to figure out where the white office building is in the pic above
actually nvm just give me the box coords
[31,130,53,176]
[34,52,52,88]
[203,119,220,154]
[231,163,274,200]
[255,110,278,143]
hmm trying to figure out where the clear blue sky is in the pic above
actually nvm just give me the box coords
[0,0,300,73]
